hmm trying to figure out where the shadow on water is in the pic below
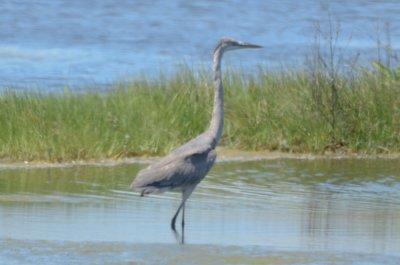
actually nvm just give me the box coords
[0,159,400,264]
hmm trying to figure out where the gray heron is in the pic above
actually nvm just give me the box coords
[131,37,262,232]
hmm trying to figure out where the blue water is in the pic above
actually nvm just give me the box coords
[0,0,399,90]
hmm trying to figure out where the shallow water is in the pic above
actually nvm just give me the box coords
[0,159,399,264]
[1,1,400,90]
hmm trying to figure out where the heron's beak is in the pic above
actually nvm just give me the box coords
[239,42,263,49]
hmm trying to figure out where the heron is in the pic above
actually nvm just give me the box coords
[130,37,262,232]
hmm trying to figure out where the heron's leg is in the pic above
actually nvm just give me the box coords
[181,202,186,244]
[181,221,185,244]
[171,200,184,231]
[181,202,185,228]
[170,185,195,231]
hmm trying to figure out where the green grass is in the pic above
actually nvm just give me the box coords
[0,64,399,162]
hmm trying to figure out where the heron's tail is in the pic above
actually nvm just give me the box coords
[130,177,159,196]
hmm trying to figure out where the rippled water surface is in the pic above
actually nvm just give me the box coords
[0,159,399,264]
[1,1,400,90]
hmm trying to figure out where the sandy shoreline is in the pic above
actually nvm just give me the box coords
[0,148,399,170]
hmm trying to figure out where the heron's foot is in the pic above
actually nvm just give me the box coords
[172,229,184,244]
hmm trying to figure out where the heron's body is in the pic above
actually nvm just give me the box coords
[131,37,261,231]
[132,132,216,195]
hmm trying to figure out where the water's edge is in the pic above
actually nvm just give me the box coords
[1,149,399,169]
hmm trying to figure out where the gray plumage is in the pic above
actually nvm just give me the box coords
[131,37,262,231]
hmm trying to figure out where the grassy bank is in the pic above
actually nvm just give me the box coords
[0,64,399,162]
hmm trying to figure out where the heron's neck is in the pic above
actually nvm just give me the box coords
[208,48,224,148]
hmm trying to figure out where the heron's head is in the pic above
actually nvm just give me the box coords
[214,37,262,53]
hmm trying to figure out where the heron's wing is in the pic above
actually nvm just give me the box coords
[144,133,211,171]
[131,145,216,192]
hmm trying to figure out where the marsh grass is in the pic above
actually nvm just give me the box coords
[0,62,399,162]
[1,19,399,162]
